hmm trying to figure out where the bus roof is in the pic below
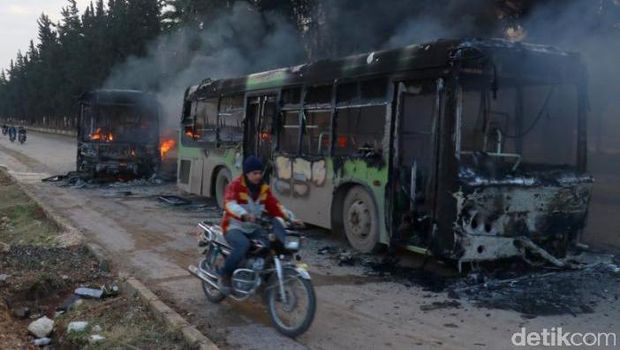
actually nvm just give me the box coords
[188,38,583,99]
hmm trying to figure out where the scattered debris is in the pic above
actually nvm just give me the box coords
[156,194,213,211]
[337,251,357,266]
[32,337,52,346]
[57,294,81,313]
[101,282,120,297]
[12,306,30,319]
[364,257,451,293]
[28,316,54,338]
[0,241,9,252]
[75,287,104,299]
[0,273,9,282]
[158,195,191,206]
[451,263,620,316]
[420,300,462,311]
[67,320,89,333]
[89,334,106,344]
[41,174,69,182]
[317,246,339,255]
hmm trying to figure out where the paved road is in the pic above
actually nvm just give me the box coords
[1,131,618,350]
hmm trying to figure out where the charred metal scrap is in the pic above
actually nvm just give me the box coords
[76,90,161,178]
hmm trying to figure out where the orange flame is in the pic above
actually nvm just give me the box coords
[89,128,114,142]
[160,138,176,159]
[89,128,102,140]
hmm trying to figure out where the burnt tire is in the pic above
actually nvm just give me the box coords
[215,168,231,209]
[343,186,380,253]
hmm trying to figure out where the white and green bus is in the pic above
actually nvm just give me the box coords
[177,39,592,267]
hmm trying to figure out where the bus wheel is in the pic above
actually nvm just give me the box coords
[343,186,380,253]
[215,168,231,209]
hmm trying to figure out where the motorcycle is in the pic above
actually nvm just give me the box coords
[1,125,7,135]
[18,129,26,144]
[188,216,316,337]
[8,128,16,142]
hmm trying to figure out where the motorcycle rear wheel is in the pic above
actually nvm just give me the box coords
[200,249,226,303]
[266,269,316,338]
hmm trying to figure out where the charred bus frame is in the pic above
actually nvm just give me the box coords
[178,39,592,267]
[77,89,161,177]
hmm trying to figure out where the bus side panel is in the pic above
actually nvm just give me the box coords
[271,155,335,228]
[176,142,203,195]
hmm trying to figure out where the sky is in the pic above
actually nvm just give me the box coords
[0,0,91,72]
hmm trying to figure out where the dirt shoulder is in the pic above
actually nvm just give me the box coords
[0,169,191,349]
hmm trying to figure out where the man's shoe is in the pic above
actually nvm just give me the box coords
[218,275,232,296]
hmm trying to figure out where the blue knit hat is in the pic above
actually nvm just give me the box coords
[243,155,263,174]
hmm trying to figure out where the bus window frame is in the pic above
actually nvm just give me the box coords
[194,97,219,145]
[244,89,281,157]
[332,77,391,157]
[301,83,336,157]
[276,86,304,156]
[217,93,245,147]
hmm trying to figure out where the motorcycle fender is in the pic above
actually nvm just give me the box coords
[295,266,311,280]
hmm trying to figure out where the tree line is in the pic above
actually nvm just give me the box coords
[0,0,618,130]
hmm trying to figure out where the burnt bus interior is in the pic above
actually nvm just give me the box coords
[182,39,592,265]
[77,90,161,178]
[392,42,591,266]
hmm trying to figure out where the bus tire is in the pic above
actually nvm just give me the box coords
[343,186,380,253]
[215,168,231,209]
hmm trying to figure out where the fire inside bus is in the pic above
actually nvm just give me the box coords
[77,90,161,177]
[177,39,592,268]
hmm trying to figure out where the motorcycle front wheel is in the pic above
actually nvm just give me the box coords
[266,269,316,338]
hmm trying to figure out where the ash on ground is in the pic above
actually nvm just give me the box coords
[316,243,620,317]
[42,171,170,190]
[450,262,620,317]
[316,245,454,293]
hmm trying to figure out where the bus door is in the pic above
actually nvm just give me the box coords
[393,80,442,249]
[245,95,277,178]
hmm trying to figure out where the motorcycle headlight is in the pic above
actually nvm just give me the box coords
[285,236,300,251]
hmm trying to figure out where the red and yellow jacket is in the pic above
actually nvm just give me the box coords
[221,175,288,234]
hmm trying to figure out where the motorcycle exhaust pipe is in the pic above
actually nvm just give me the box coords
[188,265,220,289]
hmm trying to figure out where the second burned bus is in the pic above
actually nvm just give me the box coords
[177,39,592,268]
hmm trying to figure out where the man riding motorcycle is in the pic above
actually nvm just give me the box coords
[218,155,295,294]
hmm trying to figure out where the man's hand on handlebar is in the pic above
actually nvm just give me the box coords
[241,214,256,223]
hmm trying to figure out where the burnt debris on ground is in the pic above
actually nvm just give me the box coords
[316,244,620,316]
[316,246,454,293]
[450,262,620,317]
[42,171,169,189]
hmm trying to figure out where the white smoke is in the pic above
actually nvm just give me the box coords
[103,2,305,128]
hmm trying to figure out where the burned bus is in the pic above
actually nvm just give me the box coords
[177,39,592,267]
[77,90,161,177]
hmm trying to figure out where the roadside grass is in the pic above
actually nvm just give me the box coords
[0,170,60,245]
[0,169,193,349]
[55,295,191,350]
